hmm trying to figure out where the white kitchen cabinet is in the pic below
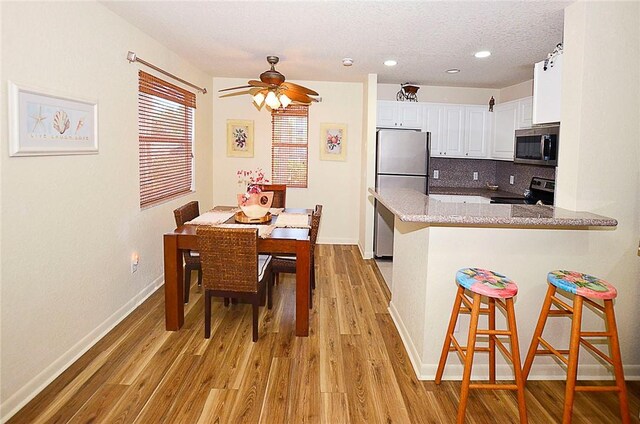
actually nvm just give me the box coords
[424,104,444,156]
[517,96,533,129]
[376,101,423,129]
[533,54,562,124]
[464,106,490,158]
[491,101,518,160]
[442,106,465,156]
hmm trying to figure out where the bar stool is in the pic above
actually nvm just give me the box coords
[522,270,630,424]
[435,268,527,424]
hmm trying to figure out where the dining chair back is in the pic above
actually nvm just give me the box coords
[173,201,201,303]
[197,226,273,341]
[272,204,323,307]
[260,184,287,208]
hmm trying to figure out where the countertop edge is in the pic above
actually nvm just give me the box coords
[369,188,618,228]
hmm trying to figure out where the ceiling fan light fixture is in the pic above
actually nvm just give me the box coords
[279,93,292,108]
[252,92,265,107]
[265,91,281,109]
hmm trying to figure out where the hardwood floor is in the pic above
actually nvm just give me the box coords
[9,245,639,423]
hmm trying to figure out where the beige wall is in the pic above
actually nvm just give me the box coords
[556,0,640,366]
[499,79,533,103]
[212,78,363,244]
[0,2,213,419]
[377,83,500,104]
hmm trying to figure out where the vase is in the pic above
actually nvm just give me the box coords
[237,191,274,219]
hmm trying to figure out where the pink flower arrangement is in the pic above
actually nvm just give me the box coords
[237,168,270,200]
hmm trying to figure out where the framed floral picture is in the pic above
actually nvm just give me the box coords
[320,123,347,161]
[8,81,98,156]
[226,120,254,158]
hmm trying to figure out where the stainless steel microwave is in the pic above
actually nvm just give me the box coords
[514,125,559,166]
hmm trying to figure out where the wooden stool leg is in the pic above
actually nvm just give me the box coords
[523,284,557,380]
[488,297,496,383]
[506,298,528,424]
[604,299,631,424]
[457,293,482,424]
[562,295,583,424]
[435,286,465,383]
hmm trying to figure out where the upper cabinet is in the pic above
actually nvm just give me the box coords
[533,54,562,124]
[492,102,518,160]
[376,101,424,129]
[464,106,490,158]
[517,96,533,129]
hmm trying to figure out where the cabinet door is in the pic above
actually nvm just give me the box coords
[398,103,423,129]
[465,106,490,158]
[376,101,398,127]
[424,104,444,156]
[533,54,562,124]
[442,106,465,157]
[517,96,533,129]
[492,102,518,160]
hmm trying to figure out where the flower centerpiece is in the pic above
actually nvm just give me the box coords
[236,168,274,219]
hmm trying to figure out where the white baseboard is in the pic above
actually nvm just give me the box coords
[1,275,164,423]
[388,301,640,382]
[356,242,373,259]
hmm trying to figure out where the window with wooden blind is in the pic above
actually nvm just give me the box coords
[271,104,308,188]
[138,70,195,208]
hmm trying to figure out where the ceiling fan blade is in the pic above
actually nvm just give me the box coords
[248,80,271,88]
[218,85,253,92]
[282,90,314,104]
[280,82,319,96]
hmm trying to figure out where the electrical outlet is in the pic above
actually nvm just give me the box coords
[510,175,515,185]
[473,171,478,181]
[131,253,139,273]
[433,170,439,179]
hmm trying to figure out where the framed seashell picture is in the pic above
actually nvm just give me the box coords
[8,81,98,156]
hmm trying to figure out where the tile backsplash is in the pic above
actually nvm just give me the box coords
[429,157,555,195]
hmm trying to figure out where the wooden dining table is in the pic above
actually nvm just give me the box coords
[163,207,312,336]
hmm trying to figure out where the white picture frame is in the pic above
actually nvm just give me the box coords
[8,81,98,156]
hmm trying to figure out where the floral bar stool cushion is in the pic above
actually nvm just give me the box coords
[456,268,518,299]
[547,270,617,300]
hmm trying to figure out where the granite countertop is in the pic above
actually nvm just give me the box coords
[429,186,521,198]
[369,187,618,228]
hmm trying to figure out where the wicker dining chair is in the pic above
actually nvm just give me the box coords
[259,184,287,208]
[272,204,322,308]
[197,226,274,342]
[173,201,202,304]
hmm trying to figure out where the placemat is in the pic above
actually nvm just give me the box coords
[275,212,310,228]
[217,223,276,238]
[185,211,235,226]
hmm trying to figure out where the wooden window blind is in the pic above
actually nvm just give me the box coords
[138,71,196,208]
[271,104,308,188]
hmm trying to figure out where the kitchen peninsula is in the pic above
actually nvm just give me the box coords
[369,187,618,381]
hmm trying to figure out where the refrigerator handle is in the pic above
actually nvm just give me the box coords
[425,136,431,194]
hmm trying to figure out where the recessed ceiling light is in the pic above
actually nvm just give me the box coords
[474,50,491,58]
[445,68,460,74]
[384,59,397,67]
[342,57,354,67]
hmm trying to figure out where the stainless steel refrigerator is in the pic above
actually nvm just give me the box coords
[374,129,430,258]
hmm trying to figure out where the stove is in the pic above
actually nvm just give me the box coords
[490,177,555,205]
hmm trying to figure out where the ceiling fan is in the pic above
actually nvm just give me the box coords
[219,56,319,109]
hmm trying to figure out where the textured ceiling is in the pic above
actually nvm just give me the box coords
[102,1,569,89]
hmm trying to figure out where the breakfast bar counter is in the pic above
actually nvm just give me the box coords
[369,187,617,228]
[367,187,620,382]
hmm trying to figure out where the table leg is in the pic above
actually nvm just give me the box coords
[164,233,184,330]
[295,239,311,336]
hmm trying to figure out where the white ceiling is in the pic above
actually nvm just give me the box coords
[102,1,569,89]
